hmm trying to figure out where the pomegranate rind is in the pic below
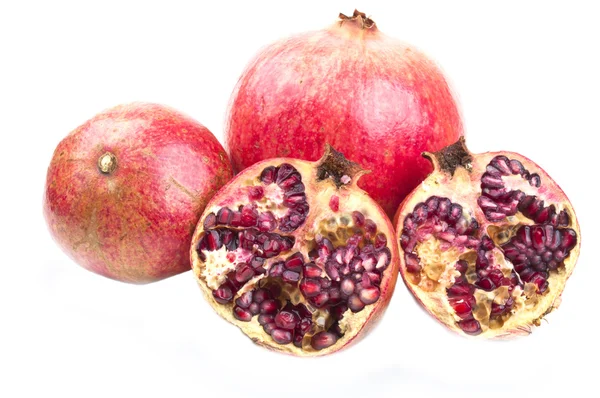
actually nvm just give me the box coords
[44,102,233,283]
[395,143,580,338]
[224,10,463,218]
[190,152,399,356]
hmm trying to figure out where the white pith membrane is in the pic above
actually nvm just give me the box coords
[190,150,398,355]
[397,141,580,338]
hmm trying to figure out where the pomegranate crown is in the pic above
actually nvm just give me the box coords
[316,144,369,188]
[338,10,376,30]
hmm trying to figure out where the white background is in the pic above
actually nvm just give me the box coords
[1,1,598,397]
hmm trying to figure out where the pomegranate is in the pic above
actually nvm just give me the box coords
[44,103,233,283]
[395,138,580,337]
[225,10,463,217]
[190,146,398,355]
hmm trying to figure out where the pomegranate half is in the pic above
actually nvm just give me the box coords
[44,102,233,283]
[190,147,398,355]
[225,10,463,218]
[395,138,580,337]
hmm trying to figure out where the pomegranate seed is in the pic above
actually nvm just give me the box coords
[263,322,277,335]
[374,233,387,249]
[560,229,577,250]
[311,332,338,350]
[425,196,439,212]
[490,155,512,175]
[212,283,234,304]
[447,282,472,297]
[240,204,258,227]
[235,264,255,283]
[448,204,463,223]
[325,262,341,281]
[253,288,269,303]
[203,213,216,229]
[478,196,497,211]
[529,173,541,187]
[375,248,391,271]
[284,252,304,271]
[481,173,504,189]
[249,302,260,315]
[293,334,304,348]
[217,207,233,225]
[340,278,355,296]
[347,294,365,312]
[328,287,341,304]
[509,159,525,175]
[450,297,472,315]
[258,314,275,325]
[412,203,428,224]
[457,319,482,335]
[404,253,421,274]
[235,291,253,308]
[233,306,253,322]
[476,278,495,291]
[300,278,321,297]
[359,286,380,305]
[248,185,264,200]
[486,164,502,176]
[275,311,299,330]
[437,198,451,220]
[303,263,322,278]
[275,163,296,185]
[230,211,242,227]
[329,195,339,212]
[531,226,545,249]
[366,271,380,285]
[352,211,365,227]
[298,317,312,334]
[280,176,303,192]
[260,166,278,184]
[364,219,377,234]
[271,329,292,344]
[283,193,307,208]
[282,270,300,283]
[403,216,416,233]
[360,254,376,272]
[260,299,279,314]
[557,210,570,227]
[269,262,284,277]
[529,272,548,293]
[257,212,276,232]
[205,230,221,250]
[312,292,329,308]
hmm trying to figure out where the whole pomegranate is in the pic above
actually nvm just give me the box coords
[395,138,580,337]
[190,146,398,355]
[44,103,233,283]
[225,10,463,217]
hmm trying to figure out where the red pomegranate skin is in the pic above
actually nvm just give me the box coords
[226,16,463,217]
[44,103,233,283]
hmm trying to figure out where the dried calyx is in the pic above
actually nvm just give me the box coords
[396,138,580,337]
[191,147,398,355]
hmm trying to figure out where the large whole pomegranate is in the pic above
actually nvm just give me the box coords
[190,147,398,355]
[395,138,580,337]
[44,103,233,283]
[225,10,463,217]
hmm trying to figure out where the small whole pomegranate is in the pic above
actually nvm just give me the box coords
[225,10,463,217]
[44,103,233,283]
[395,138,580,337]
[190,147,398,355]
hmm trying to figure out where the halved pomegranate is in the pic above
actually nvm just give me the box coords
[395,138,580,338]
[190,147,398,355]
